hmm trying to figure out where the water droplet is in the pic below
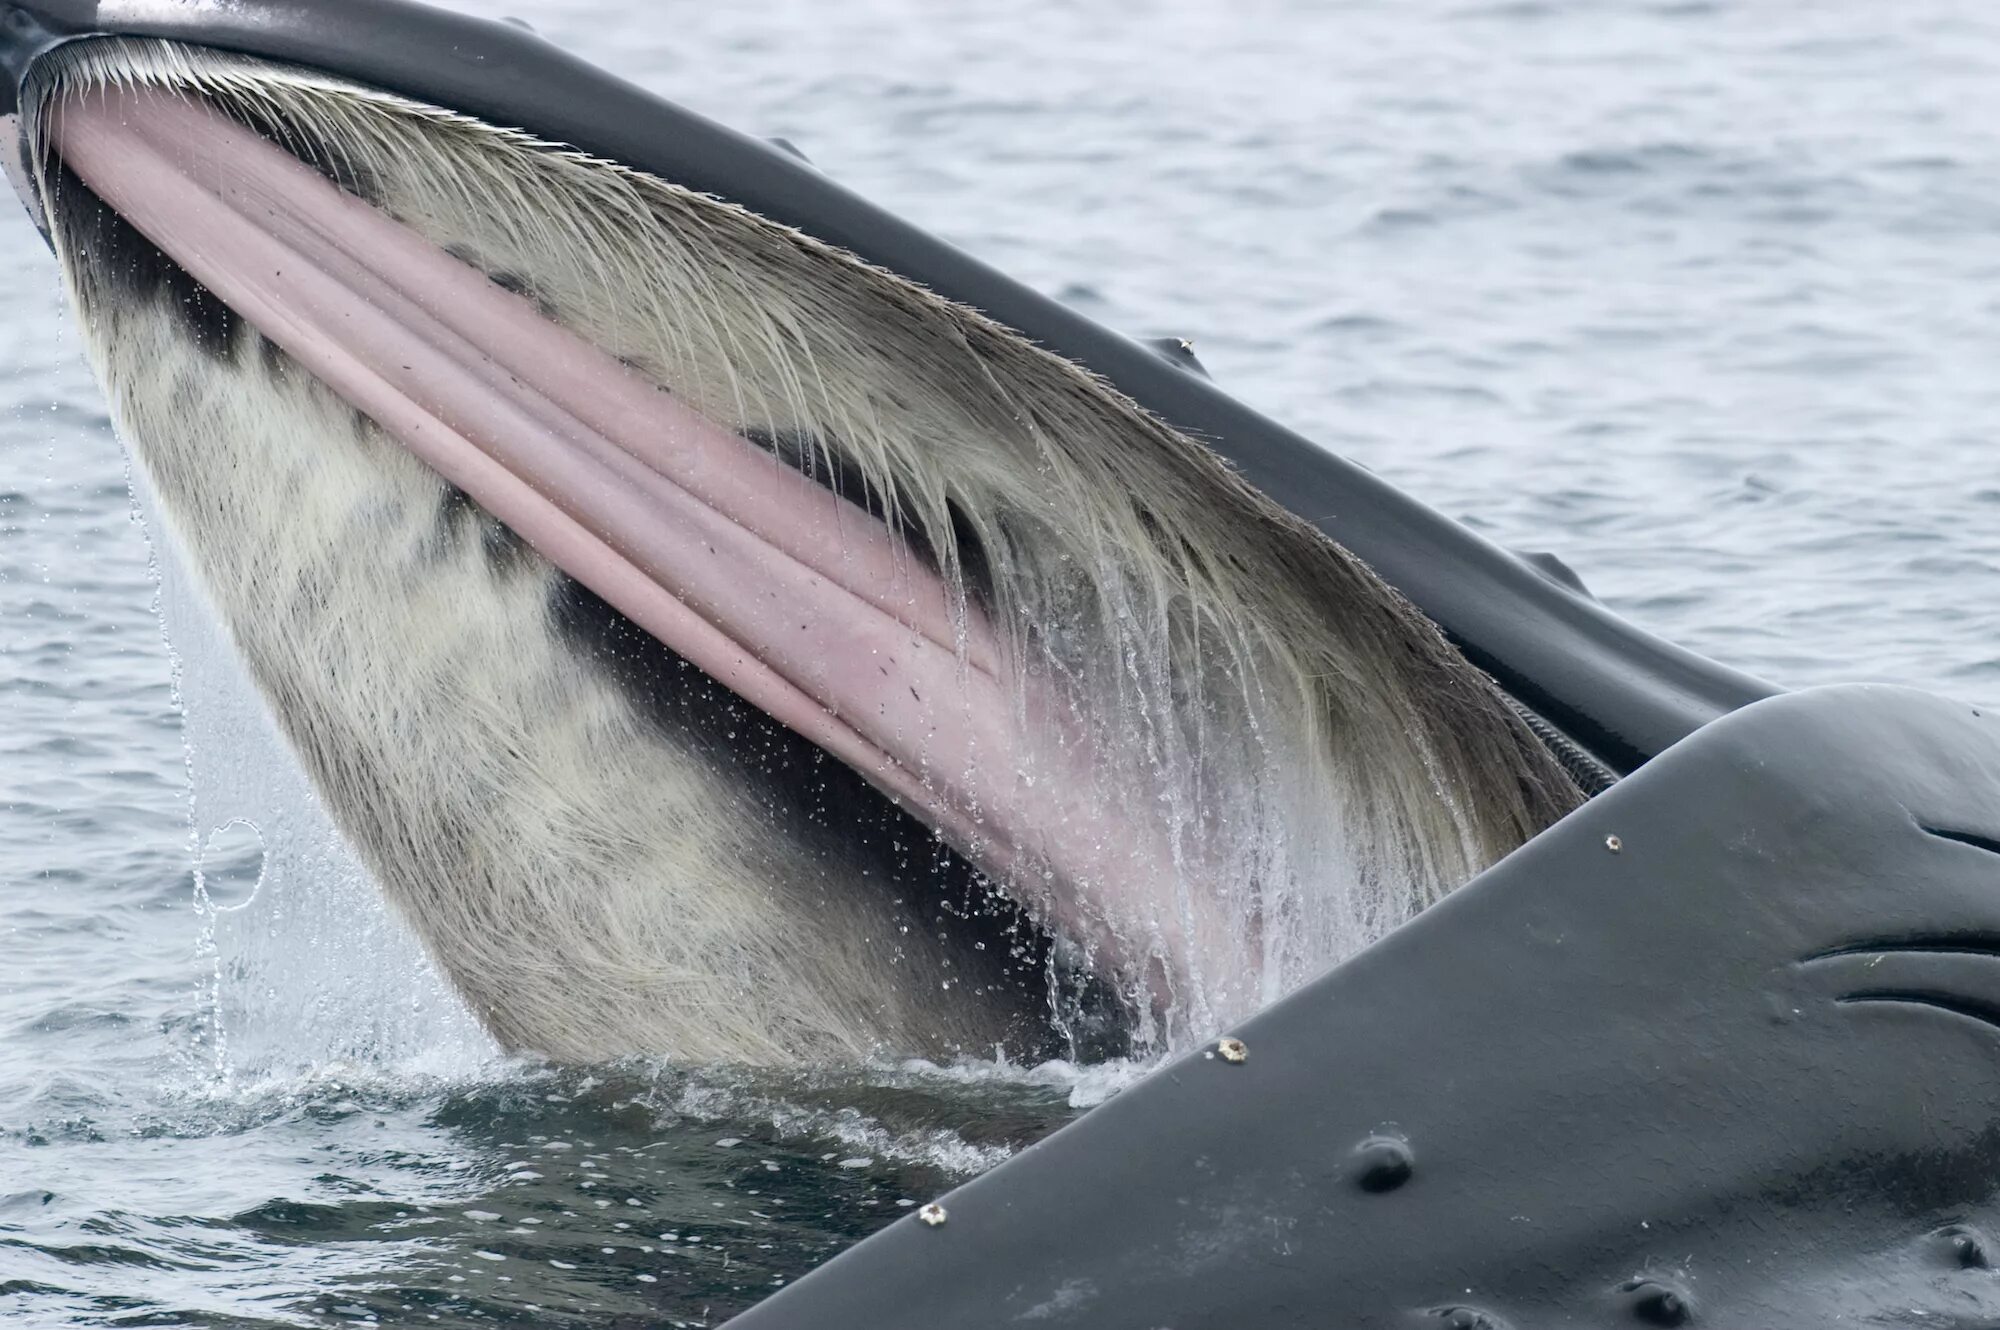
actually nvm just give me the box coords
[194,818,265,913]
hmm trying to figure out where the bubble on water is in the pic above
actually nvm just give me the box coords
[193,819,265,914]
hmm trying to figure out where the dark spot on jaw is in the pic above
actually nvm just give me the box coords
[481,513,531,570]
[488,269,532,297]
[741,424,996,608]
[439,248,562,321]
[46,159,242,362]
[256,331,297,380]
[944,496,994,607]
[746,424,898,532]
[433,483,531,575]
[545,571,1135,1064]
[487,268,561,322]
[1762,1117,2000,1225]
[436,485,474,538]
[501,270,556,316]
[1132,503,1213,583]
[202,97,387,208]
[743,424,829,470]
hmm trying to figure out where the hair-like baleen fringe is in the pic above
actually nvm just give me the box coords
[28,38,1582,1062]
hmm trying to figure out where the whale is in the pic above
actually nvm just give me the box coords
[0,3,1689,1066]
[11,4,1984,1329]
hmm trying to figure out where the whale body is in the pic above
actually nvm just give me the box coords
[11,7,1973,1330]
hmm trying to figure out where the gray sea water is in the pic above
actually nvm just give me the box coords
[4,1,1999,1325]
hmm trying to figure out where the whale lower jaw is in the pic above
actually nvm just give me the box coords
[27,37,1582,1062]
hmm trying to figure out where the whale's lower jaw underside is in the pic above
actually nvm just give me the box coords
[30,37,1583,1064]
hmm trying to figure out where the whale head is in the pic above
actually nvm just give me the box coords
[0,1,1602,1064]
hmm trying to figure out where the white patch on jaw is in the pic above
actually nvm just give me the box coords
[71,295,1020,1064]
[33,38,1584,1062]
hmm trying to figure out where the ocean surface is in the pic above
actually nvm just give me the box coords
[5,1,1999,1324]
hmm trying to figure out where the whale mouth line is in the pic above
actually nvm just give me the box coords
[1804,931,2000,1036]
[1804,937,2000,963]
[1920,824,2000,859]
[38,78,1182,979]
[1836,991,2000,1036]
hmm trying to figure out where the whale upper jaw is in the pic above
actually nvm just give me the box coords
[12,28,1592,1059]
[0,0,1776,776]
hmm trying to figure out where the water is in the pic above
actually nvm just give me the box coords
[4,0,1999,1323]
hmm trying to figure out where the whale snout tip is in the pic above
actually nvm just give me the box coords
[0,0,93,235]
[0,3,85,107]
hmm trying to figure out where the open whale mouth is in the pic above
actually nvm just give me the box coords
[14,33,1589,1060]
[46,80,1149,969]
[39,66,1212,1010]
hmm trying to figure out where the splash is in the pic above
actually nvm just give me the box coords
[123,457,495,1089]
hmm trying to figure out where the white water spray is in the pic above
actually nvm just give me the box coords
[125,460,494,1087]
